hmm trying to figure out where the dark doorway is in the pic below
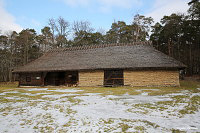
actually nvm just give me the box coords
[104,70,124,87]
[44,72,65,86]
[65,71,78,86]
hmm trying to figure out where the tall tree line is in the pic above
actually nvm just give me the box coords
[150,1,200,76]
[0,1,199,81]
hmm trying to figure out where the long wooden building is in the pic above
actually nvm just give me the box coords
[13,42,186,87]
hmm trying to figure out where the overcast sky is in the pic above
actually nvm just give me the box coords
[0,0,190,34]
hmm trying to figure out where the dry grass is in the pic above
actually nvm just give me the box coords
[0,82,19,89]
[72,80,200,96]
[0,80,199,96]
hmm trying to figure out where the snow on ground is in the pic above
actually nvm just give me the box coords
[42,93,80,99]
[71,94,200,132]
[135,89,160,92]
[26,88,49,91]
[0,87,199,132]
[47,89,83,93]
[2,91,19,94]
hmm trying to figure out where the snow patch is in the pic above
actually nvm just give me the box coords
[47,89,83,93]
[42,93,79,99]
[26,88,49,91]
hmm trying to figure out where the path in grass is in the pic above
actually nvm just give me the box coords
[0,87,199,132]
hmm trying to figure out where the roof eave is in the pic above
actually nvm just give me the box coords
[12,66,185,73]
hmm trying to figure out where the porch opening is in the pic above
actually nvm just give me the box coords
[44,72,65,86]
[65,71,78,86]
[104,70,124,87]
[44,71,78,86]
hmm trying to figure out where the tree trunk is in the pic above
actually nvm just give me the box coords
[168,39,171,56]
[189,43,193,75]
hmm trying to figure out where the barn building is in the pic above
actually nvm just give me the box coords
[13,42,185,87]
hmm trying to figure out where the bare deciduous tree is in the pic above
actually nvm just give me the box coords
[48,18,56,46]
[48,17,70,47]
[72,21,94,34]
[56,17,70,37]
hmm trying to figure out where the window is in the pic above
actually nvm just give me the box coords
[26,76,31,82]
[36,77,40,80]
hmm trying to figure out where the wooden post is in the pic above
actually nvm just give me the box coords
[41,72,47,86]
[18,73,21,87]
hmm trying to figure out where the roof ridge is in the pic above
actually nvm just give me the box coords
[48,41,152,53]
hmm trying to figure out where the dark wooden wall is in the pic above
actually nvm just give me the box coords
[19,71,79,86]
[65,71,78,86]
[19,73,43,86]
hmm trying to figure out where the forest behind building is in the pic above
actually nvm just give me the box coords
[0,1,199,82]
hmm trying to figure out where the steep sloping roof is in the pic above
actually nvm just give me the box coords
[13,42,186,73]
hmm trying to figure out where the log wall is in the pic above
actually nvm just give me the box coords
[124,70,180,86]
[79,70,104,86]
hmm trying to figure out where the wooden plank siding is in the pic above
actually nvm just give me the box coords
[124,70,180,87]
[78,70,104,86]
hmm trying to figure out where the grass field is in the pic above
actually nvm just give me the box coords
[0,80,199,132]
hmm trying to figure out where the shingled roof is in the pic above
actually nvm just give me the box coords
[13,42,186,73]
